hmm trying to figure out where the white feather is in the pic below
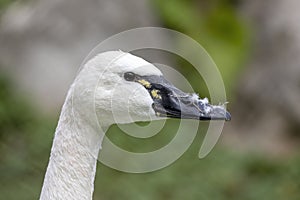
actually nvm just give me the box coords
[40,51,162,200]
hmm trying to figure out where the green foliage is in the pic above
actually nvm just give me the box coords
[95,144,300,200]
[0,74,55,199]
[152,0,252,99]
[0,0,16,12]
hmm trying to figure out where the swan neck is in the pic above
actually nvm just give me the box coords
[40,95,107,200]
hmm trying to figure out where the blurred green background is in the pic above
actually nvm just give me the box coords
[1,0,300,199]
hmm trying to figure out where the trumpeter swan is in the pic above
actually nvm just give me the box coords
[39,51,230,200]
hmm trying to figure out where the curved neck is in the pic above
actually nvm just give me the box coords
[39,93,108,200]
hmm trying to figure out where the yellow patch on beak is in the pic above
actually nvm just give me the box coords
[138,79,151,88]
[151,89,162,99]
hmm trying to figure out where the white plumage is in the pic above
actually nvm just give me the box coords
[39,51,164,200]
[39,50,230,200]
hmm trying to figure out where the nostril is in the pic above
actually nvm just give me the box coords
[197,101,206,112]
[226,111,231,121]
[152,103,155,109]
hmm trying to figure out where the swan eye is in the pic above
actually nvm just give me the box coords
[124,72,136,81]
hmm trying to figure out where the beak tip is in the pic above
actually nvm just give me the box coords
[206,107,231,121]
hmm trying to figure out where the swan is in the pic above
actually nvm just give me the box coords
[39,50,230,200]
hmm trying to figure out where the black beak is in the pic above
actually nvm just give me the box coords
[135,75,231,121]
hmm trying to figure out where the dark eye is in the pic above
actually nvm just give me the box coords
[124,72,136,81]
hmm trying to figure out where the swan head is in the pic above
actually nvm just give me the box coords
[79,51,230,127]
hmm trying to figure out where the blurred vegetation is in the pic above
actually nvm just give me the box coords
[0,0,15,13]
[0,73,55,199]
[152,0,252,99]
[1,0,300,199]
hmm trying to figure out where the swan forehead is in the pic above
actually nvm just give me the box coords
[113,53,162,76]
